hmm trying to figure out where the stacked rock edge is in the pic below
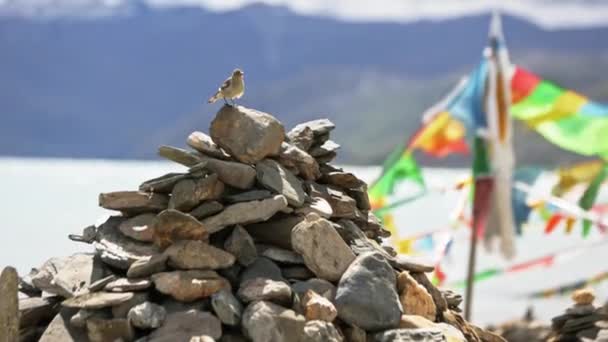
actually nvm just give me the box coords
[546,288,608,342]
[9,104,503,342]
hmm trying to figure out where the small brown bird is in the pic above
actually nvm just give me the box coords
[208,69,245,105]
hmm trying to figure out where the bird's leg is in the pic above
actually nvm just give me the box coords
[223,97,229,106]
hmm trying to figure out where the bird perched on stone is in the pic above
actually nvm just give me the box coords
[208,69,245,106]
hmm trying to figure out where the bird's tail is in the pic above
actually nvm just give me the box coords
[208,92,220,104]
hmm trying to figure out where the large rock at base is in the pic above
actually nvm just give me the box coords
[165,240,236,270]
[152,270,230,302]
[31,253,105,298]
[211,289,243,326]
[237,278,292,306]
[62,291,135,310]
[201,195,288,234]
[86,318,134,342]
[224,226,257,267]
[0,267,19,342]
[335,252,401,331]
[191,158,256,190]
[256,159,306,207]
[38,308,87,342]
[210,105,285,164]
[147,310,222,341]
[188,131,230,159]
[98,191,168,214]
[242,301,305,342]
[397,272,436,322]
[118,213,157,242]
[291,214,355,282]
[93,216,160,270]
[169,174,224,212]
[301,320,343,342]
[153,210,209,249]
[19,296,61,332]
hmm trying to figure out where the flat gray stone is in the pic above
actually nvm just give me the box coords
[242,301,305,342]
[118,213,156,242]
[291,214,355,282]
[88,275,118,292]
[261,247,305,265]
[152,270,230,302]
[188,131,231,159]
[211,289,243,326]
[189,201,224,219]
[335,252,401,331]
[158,145,203,167]
[99,191,168,214]
[127,253,168,278]
[246,215,304,250]
[256,159,306,207]
[154,209,208,248]
[104,277,151,292]
[210,105,285,164]
[165,240,236,270]
[224,226,257,267]
[201,195,288,234]
[62,291,135,309]
[148,310,222,341]
[139,172,188,193]
[0,267,19,342]
[31,253,105,298]
[191,158,256,190]
[169,174,224,212]
[225,189,272,204]
[93,216,160,270]
[240,257,285,284]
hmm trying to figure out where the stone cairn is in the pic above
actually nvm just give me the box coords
[548,288,608,342]
[9,105,505,342]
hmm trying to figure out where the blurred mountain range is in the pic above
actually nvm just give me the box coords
[1,3,607,166]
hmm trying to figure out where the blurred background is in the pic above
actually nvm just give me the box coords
[1,0,608,326]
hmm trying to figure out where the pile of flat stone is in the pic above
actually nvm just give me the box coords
[549,288,608,341]
[7,105,503,342]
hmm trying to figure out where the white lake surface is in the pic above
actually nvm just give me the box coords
[1,157,607,325]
